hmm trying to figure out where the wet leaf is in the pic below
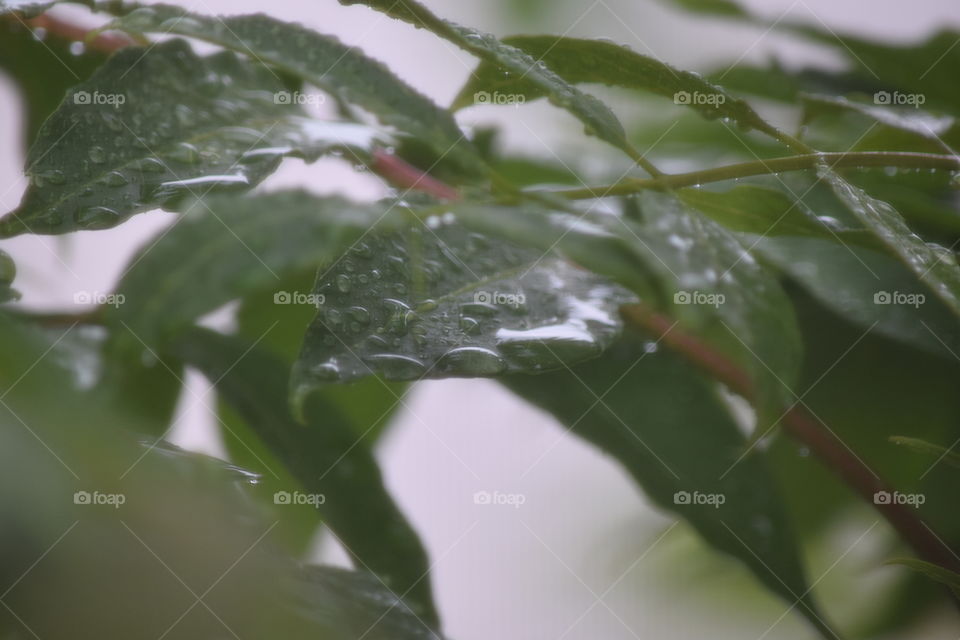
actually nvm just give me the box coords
[452,36,777,137]
[292,215,634,401]
[0,39,385,237]
[297,567,445,640]
[453,195,802,429]
[752,236,960,360]
[110,191,406,352]
[170,327,439,627]
[105,4,485,177]
[677,184,875,244]
[503,340,834,639]
[819,168,960,319]
[341,0,642,162]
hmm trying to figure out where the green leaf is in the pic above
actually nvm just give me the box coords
[292,218,635,401]
[296,567,444,639]
[819,168,960,319]
[451,36,777,138]
[340,0,645,163]
[1,39,385,237]
[169,326,439,627]
[0,17,110,149]
[677,184,875,244]
[503,340,834,639]
[890,436,960,469]
[890,558,960,598]
[105,4,485,176]
[752,236,960,360]
[800,94,960,154]
[453,195,802,428]
[110,191,405,352]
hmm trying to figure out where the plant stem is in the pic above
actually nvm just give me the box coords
[551,151,960,199]
[621,303,960,576]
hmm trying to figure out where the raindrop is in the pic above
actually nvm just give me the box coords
[88,146,107,164]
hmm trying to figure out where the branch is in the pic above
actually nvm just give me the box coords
[551,151,960,199]
[621,303,960,576]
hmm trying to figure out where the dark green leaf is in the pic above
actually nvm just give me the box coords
[503,340,834,639]
[293,218,634,401]
[169,326,439,627]
[0,39,384,236]
[753,236,960,360]
[105,4,485,176]
[110,191,406,352]
[452,36,777,138]
[819,168,960,319]
[340,0,644,162]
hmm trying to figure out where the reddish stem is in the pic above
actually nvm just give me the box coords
[370,149,460,201]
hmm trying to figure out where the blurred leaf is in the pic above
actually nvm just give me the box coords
[890,436,960,469]
[0,313,385,640]
[452,36,778,138]
[503,340,834,639]
[890,558,960,598]
[169,326,438,627]
[340,0,643,162]
[820,168,960,319]
[0,39,384,237]
[106,4,485,177]
[110,191,405,353]
[0,17,110,149]
[292,220,634,402]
